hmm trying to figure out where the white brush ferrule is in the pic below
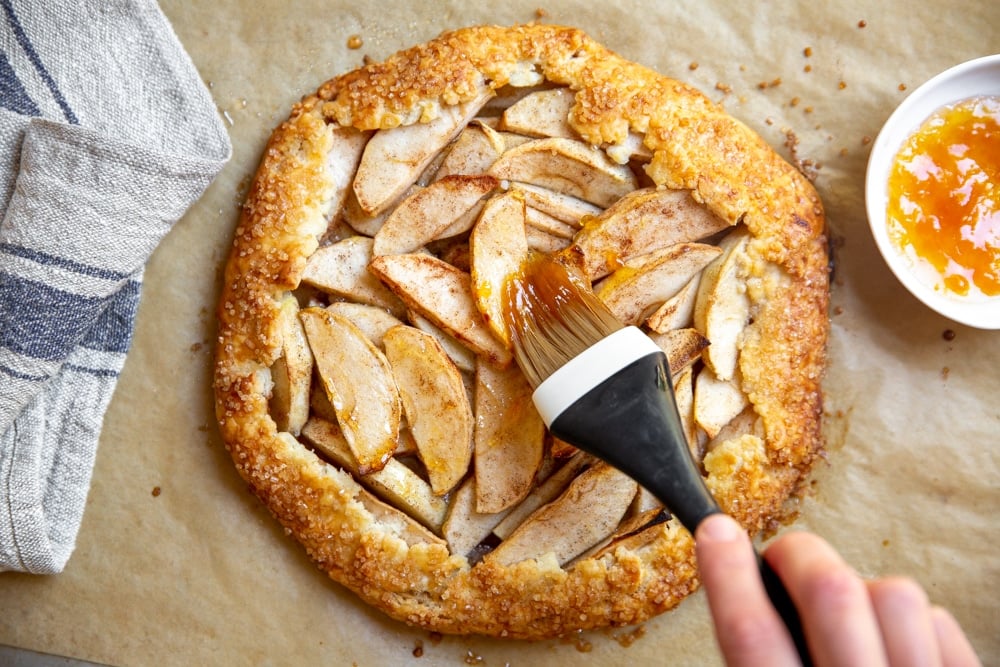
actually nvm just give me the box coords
[531,326,662,427]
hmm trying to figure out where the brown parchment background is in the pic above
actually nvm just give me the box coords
[1,1,998,665]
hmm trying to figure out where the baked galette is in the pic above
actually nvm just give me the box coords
[213,23,828,639]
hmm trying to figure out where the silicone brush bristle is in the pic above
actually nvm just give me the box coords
[501,252,623,389]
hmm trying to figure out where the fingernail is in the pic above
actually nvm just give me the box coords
[697,514,742,543]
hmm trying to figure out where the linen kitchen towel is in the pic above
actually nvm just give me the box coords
[0,0,231,573]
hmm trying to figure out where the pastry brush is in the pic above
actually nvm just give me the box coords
[502,251,811,665]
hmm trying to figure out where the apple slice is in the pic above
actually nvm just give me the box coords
[488,137,638,207]
[693,365,750,439]
[435,199,487,240]
[270,295,313,435]
[342,185,417,237]
[594,243,722,325]
[646,274,702,333]
[705,406,763,455]
[603,131,653,165]
[525,206,576,240]
[300,418,447,531]
[473,362,545,513]
[485,462,637,567]
[442,477,512,558]
[672,365,700,462]
[369,253,512,366]
[499,88,576,139]
[588,510,673,562]
[491,452,592,540]
[300,236,405,317]
[526,226,572,253]
[572,187,731,280]
[648,328,711,377]
[694,227,752,382]
[508,181,602,227]
[324,302,404,347]
[433,122,506,180]
[373,175,498,256]
[353,86,493,215]
[383,325,473,496]
[299,308,400,473]
[469,190,529,346]
[406,310,476,373]
[322,125,371,223]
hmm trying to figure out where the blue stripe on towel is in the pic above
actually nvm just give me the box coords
[63,363,120,378]
[0,243,132,282]
[79,279,141,354]
[0,0,77,124]
[0,271,103,361]
[0,50,39,116]
[0,362,47,381]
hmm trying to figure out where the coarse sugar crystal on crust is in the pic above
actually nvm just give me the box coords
[214,23,828,639]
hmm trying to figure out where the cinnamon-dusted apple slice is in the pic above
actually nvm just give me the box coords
[370,253,512,366]
[473,361,545,513]
[323,125,371,221]
[646,274,702,333]
[604,131,653,165]
[672,366,699,461]
[270,295,313,435]
[499,88,576,139]
[594,243,722,325]
[383,325,473,496]
[435,200,488,240]
[442,478,512,558]
[300,418,447,531]
[572,187,731,280]
[694,227,752,382]
[407,311,476,373]
[433,122,506,180]
[705,406,763,454]
[487,137,639,207]
[342,185,416,237]
[508,181,601,227]
[693,366,750,439]
[526,226,572,253]
[485,463,637,567]
[301,236,405,317]
[470,190,529,345]
[324,302,404,347]
[525,206,576,240]
[648,328,711,377]
[299,308,400,473]
[353,87,493,215]
[312,392,419,458]
[582,507,668,562]
[491,452,592,540]
[373,175,498,256]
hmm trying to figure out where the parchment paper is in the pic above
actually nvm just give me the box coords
[1,1,997,665]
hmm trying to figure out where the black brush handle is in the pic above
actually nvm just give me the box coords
[760,553,812,665]
[549,352,811,665]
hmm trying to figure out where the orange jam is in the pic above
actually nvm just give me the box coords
[886,96,1000,297]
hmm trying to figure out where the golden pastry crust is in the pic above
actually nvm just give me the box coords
[214,24,828,638]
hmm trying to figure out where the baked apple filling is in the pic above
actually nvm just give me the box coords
[214,24,827,638]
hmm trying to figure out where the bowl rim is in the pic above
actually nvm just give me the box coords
[864,53,1000,330]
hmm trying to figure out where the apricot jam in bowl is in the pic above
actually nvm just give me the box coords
[866,54,1000,329]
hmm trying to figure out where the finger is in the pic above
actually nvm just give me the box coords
[931,607,982,667]
[765,532,888,667]
[867,577,941,667]
[695,514,799,667]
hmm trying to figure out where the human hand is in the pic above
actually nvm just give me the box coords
[695,514,981,667]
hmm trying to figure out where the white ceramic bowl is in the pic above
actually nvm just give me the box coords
[865,54,1000,329]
